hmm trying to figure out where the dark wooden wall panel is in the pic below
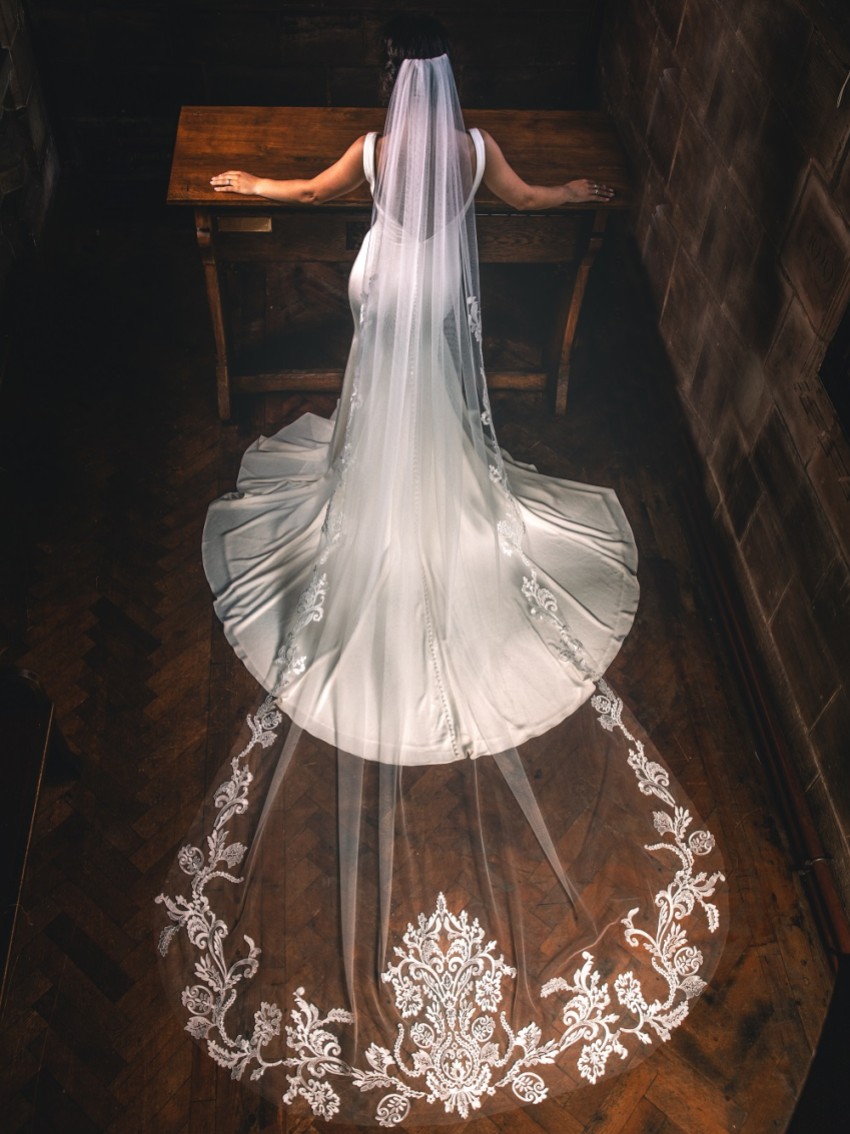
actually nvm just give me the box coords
[25,0,605,191]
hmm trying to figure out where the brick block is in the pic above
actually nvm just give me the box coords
[725,237,787,361]
[611,88,648,173]
[645,68,683,180]
[704,32,768,169]
[634,158,669,254]
[771,578,840,728]
[728,350,772,437]
[764,295,821,467]
[689,306,741,432]
[806,431,850,564]
[667,108,716,247]
[674,0,727,109]
[652,0,685,46]
[723,441,763,539]
[812,559,850,679]
[810,690,850,832]
[744,99,807,248]
[782,168,850,335]
[641,202,677,312]
[803,772,850,901]
[736,0,811,116]
[765,293,818,387]
[621,0,661,106]
[740,498,792,619]
[752,408,808,515]
[659,238,709,375]
[597,35,630,120]
[783,485,837,600]
[696,168,756,304]
[788,28,850,177]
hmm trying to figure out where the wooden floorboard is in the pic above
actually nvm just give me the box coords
[0,194,834,1132]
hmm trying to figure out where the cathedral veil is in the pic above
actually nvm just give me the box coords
[157,55,727,1126]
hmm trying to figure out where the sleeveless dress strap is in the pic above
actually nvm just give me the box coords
[363,132,378,192]
[468,128,486,194]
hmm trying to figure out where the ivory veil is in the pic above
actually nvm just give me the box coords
[157,55,726,1126]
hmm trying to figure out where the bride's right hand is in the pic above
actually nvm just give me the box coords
[210,170,261,195]
[564,178,615,203]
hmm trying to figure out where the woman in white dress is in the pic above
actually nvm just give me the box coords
[158,16,726,1126]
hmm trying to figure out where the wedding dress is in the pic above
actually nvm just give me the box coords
[158,56,726,1126]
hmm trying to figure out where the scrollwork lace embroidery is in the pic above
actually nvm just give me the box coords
[157,683,725,1126]
[491,476,598,680]
[274,570,328,690]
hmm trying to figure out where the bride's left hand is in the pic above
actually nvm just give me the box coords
[210,170,261,195]
[565,179,615,203]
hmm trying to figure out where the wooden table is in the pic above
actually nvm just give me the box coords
[168,107,631,420]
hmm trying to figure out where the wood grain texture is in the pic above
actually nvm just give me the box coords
[167,107,633,210]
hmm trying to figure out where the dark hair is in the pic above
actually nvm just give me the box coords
[380,14,451,101]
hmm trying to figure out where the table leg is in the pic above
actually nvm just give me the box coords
[195,209,232,420]
[551,209,608,416]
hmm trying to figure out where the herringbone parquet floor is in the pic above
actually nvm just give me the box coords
[0,193,834,1133]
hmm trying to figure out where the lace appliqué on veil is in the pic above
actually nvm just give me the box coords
[273,571,328,690]
[493,479,598,681]
[157,682,725,1126]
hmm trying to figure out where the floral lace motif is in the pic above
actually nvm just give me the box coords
[467,294,483,344]
[492,481,598,680]
[274,570,327,690]
[521,572,597,680]
[157,683,725,1126]
[156,698,288,1081]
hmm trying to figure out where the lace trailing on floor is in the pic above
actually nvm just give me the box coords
[157,684,726,1126]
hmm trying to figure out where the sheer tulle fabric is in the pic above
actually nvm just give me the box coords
[158,55,726,1126]
[157,688,727,1125]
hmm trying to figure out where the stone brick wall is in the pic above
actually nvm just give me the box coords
[24,0,604,192]
[600,0,850,910]
[0,0,57,309]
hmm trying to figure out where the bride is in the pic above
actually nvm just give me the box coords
[158,15,726,1127]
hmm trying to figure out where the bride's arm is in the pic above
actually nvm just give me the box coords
[478,129,614,209]
[210,136,367,203]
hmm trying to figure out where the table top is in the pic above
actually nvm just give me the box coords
[168,106,632,212]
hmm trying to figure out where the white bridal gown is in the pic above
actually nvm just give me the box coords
[158,58,726,1128]
[201,129,639,763]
